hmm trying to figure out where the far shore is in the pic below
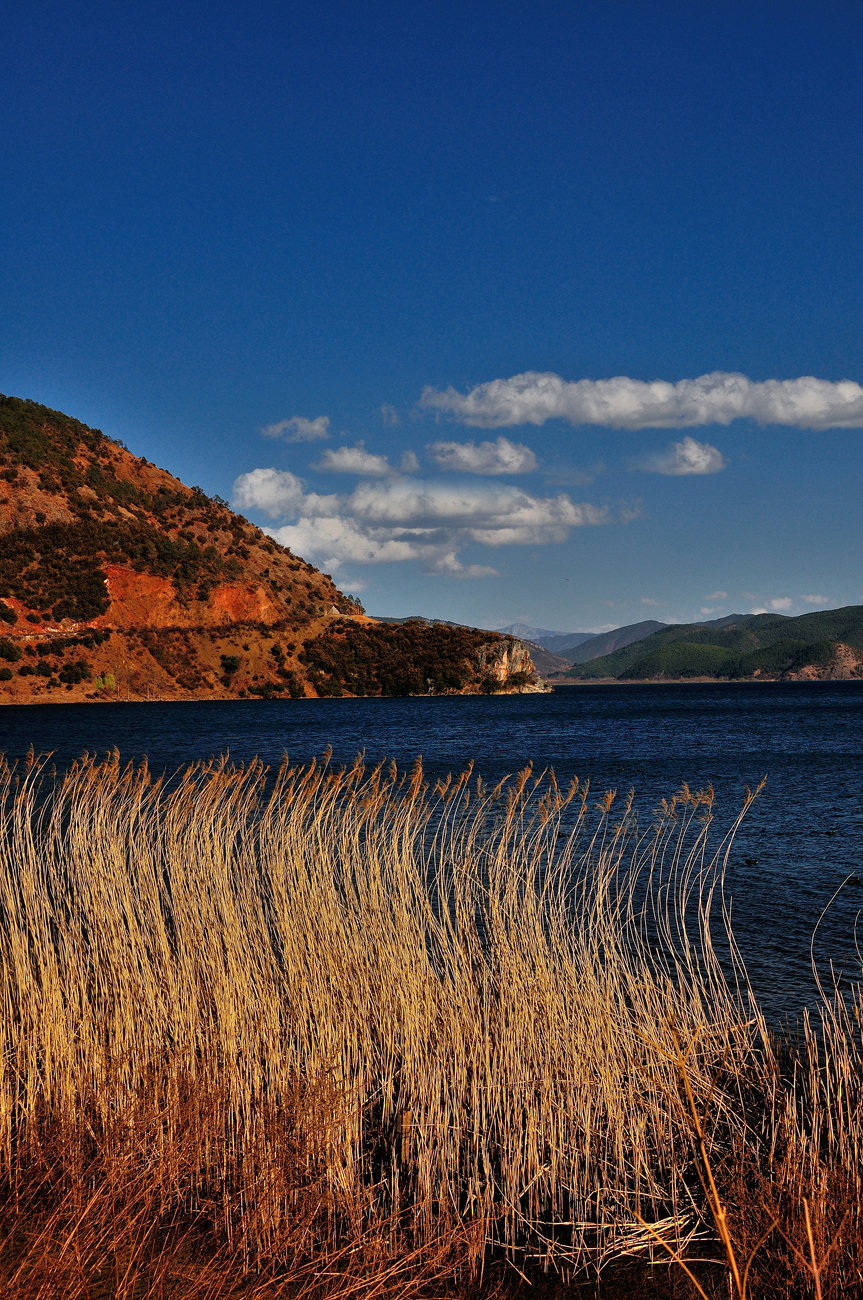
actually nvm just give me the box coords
[3,674,863,707]
[551,673,863,686]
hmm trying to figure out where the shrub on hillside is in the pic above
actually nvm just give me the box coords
[58,659,90,685]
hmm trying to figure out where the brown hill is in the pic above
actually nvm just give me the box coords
[0,395,545,702]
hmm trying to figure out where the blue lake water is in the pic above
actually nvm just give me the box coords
[1,681,862,1021]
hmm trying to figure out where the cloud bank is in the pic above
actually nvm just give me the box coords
[420,371,863,430]
[232,468,338,519]
[232,468,617,577]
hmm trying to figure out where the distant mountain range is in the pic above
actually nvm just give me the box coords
[491,608,863,683]
[556,608,863,682]
[496,619,669,662]
[495,622,596,654]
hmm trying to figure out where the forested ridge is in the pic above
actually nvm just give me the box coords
[562,606,863,681]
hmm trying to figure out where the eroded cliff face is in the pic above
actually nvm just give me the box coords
[783,643,863,681]
[473,639,550,693]
[101,567,284,630]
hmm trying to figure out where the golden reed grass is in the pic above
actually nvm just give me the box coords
[0,750,861,1298]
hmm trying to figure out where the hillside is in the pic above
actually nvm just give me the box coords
[560,607,863,682]
[0,396,545,702]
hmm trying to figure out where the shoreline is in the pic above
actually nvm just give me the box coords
[551,673,863,686]
[0,683,552,707]
[3,675,863,707]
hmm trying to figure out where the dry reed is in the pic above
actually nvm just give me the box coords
[0,750,861,1298]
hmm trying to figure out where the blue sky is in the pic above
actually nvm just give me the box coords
[3,0,862,631]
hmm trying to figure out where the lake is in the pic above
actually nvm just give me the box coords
[2,680,862,1021]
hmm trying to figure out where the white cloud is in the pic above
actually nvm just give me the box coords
[316,442,392,476]
[427,435,538,475]
[231,468,340,519]
[268,515,498,578]
[233,466,620,578]
[262,415,331,442]
[634,437,727,476]
[430,552,499,579]
[801,593,830,606]
[750,597,794,614]
[269,515,422,568]
[349,479,607,544]
[420,371,863,430]
[641,597,660,607]
[705,590,728,600]
[380,403,400,427]
[400,450,421,473]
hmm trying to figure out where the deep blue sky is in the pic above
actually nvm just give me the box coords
[3,0,861,631]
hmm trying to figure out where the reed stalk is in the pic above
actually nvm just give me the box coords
[0,751,860,1297]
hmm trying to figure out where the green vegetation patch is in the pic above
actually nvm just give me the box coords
[0,393,110,473]
[623,642,735,679]
[0,394,155,510]
[569,605,863,680]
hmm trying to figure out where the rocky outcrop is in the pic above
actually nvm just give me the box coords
[474,638,550,693]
